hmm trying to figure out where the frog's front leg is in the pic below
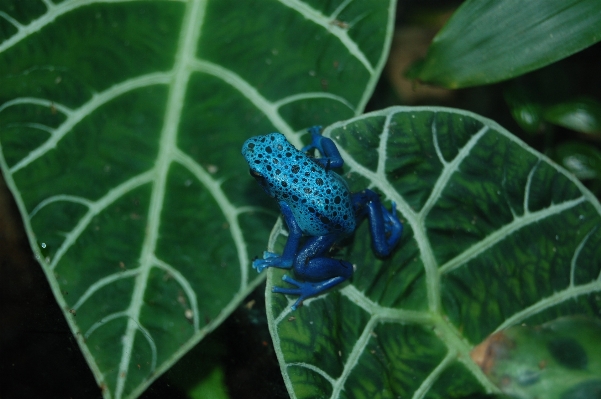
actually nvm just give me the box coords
[252,202,302,273]
[352,189,403,257]
[272,234,354,310]
[301,126,344,169]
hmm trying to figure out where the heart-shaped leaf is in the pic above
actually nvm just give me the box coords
[0,1,395,398]
[266,106,601,398]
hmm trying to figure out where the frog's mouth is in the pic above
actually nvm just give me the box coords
[248,168,274,197]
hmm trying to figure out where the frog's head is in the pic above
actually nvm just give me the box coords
[242,133,299,198]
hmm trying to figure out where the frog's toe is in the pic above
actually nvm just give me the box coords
[272,276,308,298]
[273,274,302,290]
[273,275,347,310]
[281,274,300,285]
[252,259,267,273]
[272,277,308,310]
[272,285,302,295]
[290,297,304,310]
[262,251,278,259]
[253,256,278,273]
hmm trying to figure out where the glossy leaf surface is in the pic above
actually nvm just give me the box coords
[554,142,601,181]
[412,0,601,88]
[266,106,601,398]
[545,98,601,135]
[0,1,395,398]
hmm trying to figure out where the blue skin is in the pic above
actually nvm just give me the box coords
[242,127,403,310]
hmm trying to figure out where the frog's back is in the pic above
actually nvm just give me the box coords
[242,133,355,236]
[290,165,355,236]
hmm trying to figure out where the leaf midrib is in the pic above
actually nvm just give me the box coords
[114,1,207,397]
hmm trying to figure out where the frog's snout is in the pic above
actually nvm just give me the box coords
[241,138,256,159]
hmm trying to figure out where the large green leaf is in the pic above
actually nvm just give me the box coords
[411,0,601,88]
[266,106,601,398]
[0,1,395,398]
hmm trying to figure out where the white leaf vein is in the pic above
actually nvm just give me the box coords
[153,255,200,332]
[570,226,597,287]
[440,196,586,274]
[47,171,154,270]
[330,316,378,398]
[190,59,303,148]
[0,0,186,53]
[287,362,335,385]
[173,148,250,291]
[8,72,172,174]
[411,351,456,399]
[114,0,205,395]
[72,269,139,311]
[495,278,601,332]
[277,0,374,74]
[420,125,488,220]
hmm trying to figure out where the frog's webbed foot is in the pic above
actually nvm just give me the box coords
[252,252,292,273]
[273,274,348,310]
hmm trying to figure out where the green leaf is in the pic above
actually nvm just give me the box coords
[0,1,395,398]
[412,0,601,88]
[188,367,230,399]
[503,85,544,134]
[554,141,601,180]
[503,67,601,136]
[265,106,601,398]
[544,98,601,135]
[472,316,601,399]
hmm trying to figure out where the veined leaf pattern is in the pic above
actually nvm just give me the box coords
[267,107,601,399]
[0,1,395,398]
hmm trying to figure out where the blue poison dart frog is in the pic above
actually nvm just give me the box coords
[242,126,403,310]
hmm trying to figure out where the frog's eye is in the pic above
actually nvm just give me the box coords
[250,168,273,196]
[249,169,263,179]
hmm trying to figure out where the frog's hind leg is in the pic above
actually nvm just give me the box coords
[352,189,403,257]
[273,234,353,309]
[273,270,351,310]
